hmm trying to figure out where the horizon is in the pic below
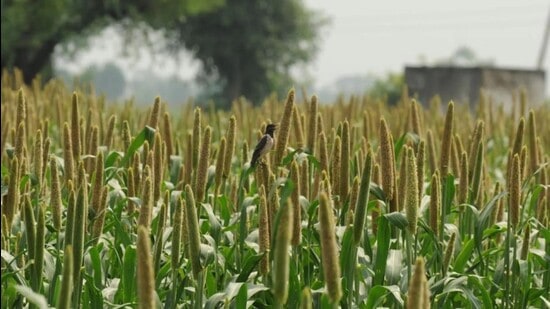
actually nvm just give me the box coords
[54,0,549,99]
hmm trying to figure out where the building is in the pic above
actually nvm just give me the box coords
[405,66,546,110]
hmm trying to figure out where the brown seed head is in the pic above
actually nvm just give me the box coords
[290,160,301,246]
[509,154,521,228]
[319,192,342,304]
[430,171,441,237]
[71,92,81,158]
[306,95,318,154]
[138,177,153,229]
[148,96,161,129]
[331,136,341,204]
[380,118,395,201]
[192,107,201,169]
[215,137,226,192]
[258,185,270,275]
[272,197,294,305]
[274,88,295,167]
[440,101,454,177]
[136,226,155,309]
[195,126,211,202]
[185,184,202,278]
[407,257,427,309]
[443,232,456,276]
[405,147,419,234]
[340,120,351,203]
[49,157,62,230]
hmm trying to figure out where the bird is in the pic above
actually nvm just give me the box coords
[250,123,277,168]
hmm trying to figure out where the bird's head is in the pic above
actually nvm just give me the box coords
[265,123,277,137]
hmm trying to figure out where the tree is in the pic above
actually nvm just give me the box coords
[2,0,324,105]
[368,73,404,105]
[1,0,223,83]
[435,46,495,66]
[173,0,327,106]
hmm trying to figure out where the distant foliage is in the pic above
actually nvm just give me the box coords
[1,0,223,82]
[172,0,328,106]
[368,73,404,105]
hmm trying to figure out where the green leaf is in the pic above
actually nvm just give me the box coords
[436,276,481,309]
[236,283,247,308]
[539,296,550,308]
[526,288,547,303]
[120,126,156,167]
[281,149,300,166]
[205,269,217,298]
[89,245,103,288]
[1,277,19,308]
[373,215,390,286]
[169,155,183,184]
[307,200,320,224]
[104,151,123,168]
[271,179,295,253]
[218,194,231,224]
[442,174,455,230]
[238,197,255,261]
[467,275,493,308]
[384,212,408,230]
[121,245,136,303]
[528,185,543,219]
[288,257,301,307]
[512,259,529,286]
[305,153,321,169]
[225,282,244,301]
[15,285,49,309]
[202,203,222,240]
[84,274,104,309]
[365,285,404,309]
[369,183,386,201]
[340,226,357,303]
[279,179,295,208]
[397,133,420,157]
[236,253,263,282]
[474,191,507,267]
[19,174,30,191]
[454,238,474,273]
[1,250,26,286]
[205,292,227,309]
[110,209,132,248]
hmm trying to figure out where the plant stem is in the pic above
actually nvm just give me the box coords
[194,270,205,309]
[406,231,413,285]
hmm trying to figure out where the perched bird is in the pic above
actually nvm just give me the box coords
[250,124,277,168]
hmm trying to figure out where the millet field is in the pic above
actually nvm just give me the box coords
[1,71,549,308]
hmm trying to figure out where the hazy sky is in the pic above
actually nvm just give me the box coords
[304,0,549,87]
[56,0,549,91]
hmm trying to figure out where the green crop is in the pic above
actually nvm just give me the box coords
[1,71,549,308]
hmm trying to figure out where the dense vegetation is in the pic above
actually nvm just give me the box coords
[1,71,549,308]
[1,0,324,103]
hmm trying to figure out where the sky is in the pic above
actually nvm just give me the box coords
[303,0,549,87]
[55,0,549,93]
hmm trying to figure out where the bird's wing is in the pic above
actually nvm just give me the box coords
[251,136,268,166]
[253,135,268,153]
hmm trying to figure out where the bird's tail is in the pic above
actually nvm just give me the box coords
[250,155,259,168]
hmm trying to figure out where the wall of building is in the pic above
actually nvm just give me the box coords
[405,66,546,111]
[481,68,546,110]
